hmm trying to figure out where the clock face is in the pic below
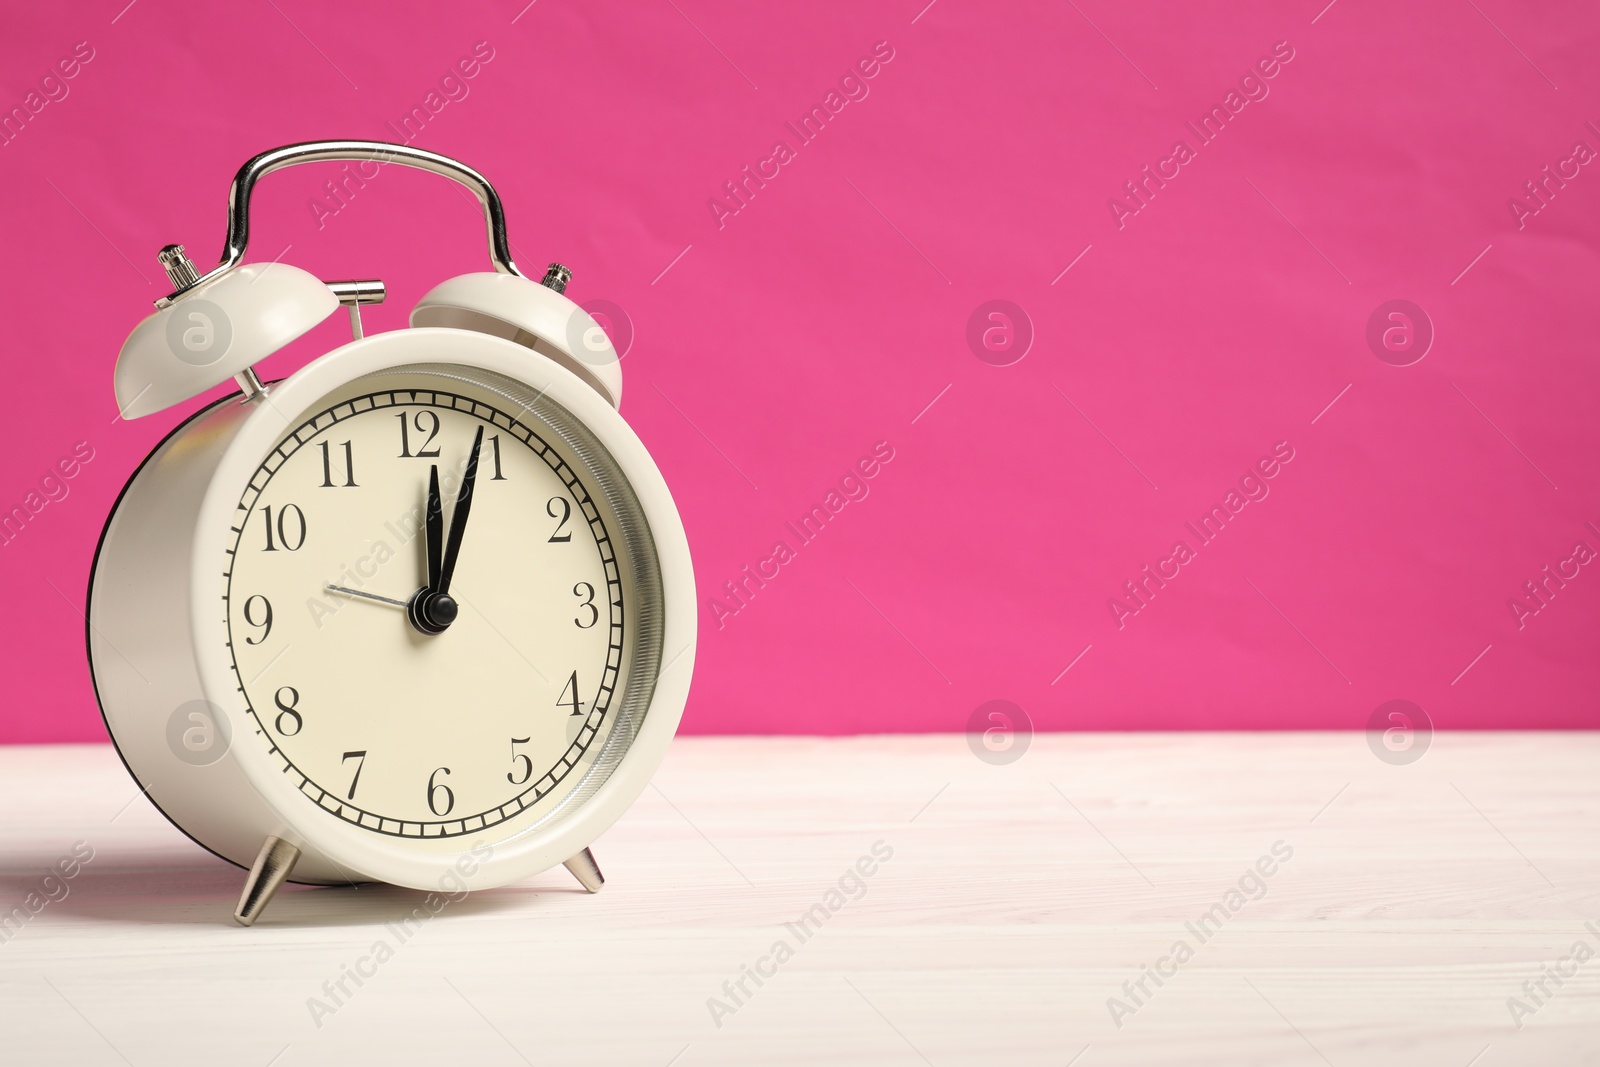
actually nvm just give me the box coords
[222,367,662,841]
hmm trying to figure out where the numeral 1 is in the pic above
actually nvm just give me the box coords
[488,434,507,480]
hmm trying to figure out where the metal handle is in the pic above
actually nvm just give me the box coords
[161,140,524,304]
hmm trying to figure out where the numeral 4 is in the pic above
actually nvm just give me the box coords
[559,671,586,717]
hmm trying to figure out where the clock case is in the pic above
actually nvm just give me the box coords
[87,142,695,924]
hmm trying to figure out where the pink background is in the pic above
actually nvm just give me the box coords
[2,0,1596,742]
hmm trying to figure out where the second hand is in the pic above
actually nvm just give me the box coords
[325,585,408,609]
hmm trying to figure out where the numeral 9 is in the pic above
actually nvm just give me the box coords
[243,595,273,644]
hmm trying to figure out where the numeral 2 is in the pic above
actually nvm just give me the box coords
[547,496,572,542]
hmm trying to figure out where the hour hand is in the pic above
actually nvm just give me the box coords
[425,465,443,591]
[407,465,455,635]
[408,439,477,635]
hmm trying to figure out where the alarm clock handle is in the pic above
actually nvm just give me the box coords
[160,140,528,307]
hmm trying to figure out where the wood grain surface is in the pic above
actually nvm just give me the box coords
[0,733,1595,1065]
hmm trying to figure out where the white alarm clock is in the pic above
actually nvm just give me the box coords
[88,141,695,925]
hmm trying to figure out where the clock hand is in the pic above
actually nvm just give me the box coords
[405,428,482,635]
[436,425,484,597]
[424,464,443,592]
[325,584,408,608]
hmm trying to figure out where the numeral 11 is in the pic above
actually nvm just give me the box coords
[318,441,357,487]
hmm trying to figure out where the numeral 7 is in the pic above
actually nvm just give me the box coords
[342,750,367,800]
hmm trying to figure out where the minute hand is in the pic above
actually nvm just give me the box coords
[436,425,485,596]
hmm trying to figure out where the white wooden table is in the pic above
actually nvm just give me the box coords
[0,734,1595,1065]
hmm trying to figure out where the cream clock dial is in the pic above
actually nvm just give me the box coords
[227,374,644,839]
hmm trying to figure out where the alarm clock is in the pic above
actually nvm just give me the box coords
[87,141,695,925]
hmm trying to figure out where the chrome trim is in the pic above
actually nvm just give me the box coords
[234,835,301,925]
[157,141,524,308]
[563,848,605,893]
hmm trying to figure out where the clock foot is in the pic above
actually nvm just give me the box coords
[234,835,301,926]
[562,847,604,893]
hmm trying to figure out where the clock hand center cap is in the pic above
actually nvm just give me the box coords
[406,588,458,634]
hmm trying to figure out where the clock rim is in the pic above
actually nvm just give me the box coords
[87,392,253,877]
[190,327,695,891]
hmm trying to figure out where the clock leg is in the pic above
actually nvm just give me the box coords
[562,847,605,893]
[234,835,302,926]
